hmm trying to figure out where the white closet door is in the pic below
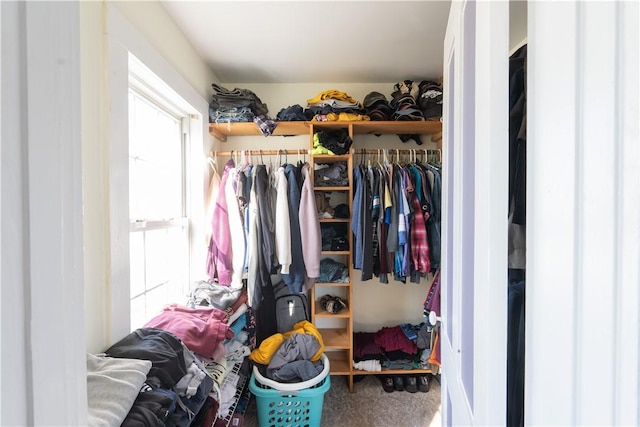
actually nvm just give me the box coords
[441,1,509,425]
[527,1,639,425]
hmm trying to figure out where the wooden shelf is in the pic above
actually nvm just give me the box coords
[209,120,442,141]
[313,186,349,191]
[314,281,351,287]
[318,218,350,223]
[312,154,351,162]
[321,250,350,255]
[319,327,350,349]
[314,301,351,318]
[325,351,351,375]
[352,368,432,375]
[209,121,310,141]
[351,120,441,135]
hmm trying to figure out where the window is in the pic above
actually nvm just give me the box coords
[128,85,191,331]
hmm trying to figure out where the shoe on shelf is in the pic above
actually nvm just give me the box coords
[393,376,404,392]
[417,375,430,393]
[404,376,418,393]
[379,376,394,393]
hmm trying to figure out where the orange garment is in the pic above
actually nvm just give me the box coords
[249,333,284,364]
[248,320,326,364]
[428,333,441,366]
[326,112,371,122]
[307,89,358,105]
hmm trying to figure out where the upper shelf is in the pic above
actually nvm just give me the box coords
[209,120,442,142]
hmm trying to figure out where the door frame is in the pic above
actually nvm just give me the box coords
[441,1,509,425]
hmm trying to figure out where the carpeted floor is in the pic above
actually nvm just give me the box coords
[243,374,441,427]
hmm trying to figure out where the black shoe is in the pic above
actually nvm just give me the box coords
[393,376,404,391]
[404,376,418,393]
[379,376,394,393]
[417,375,430,392]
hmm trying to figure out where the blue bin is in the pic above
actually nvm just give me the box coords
[249,354,330,427]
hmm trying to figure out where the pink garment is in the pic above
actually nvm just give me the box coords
[298,163,321,278]
[206,160,235,284]
[204,165,221,245]
[145,304,230,358]
[374,326,417,354]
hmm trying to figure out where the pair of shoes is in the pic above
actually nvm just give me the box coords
[404,376,418,393]
[379,376,394,393]
[319,294,348,314]
[417,375,430,393]
[393,376,404,391]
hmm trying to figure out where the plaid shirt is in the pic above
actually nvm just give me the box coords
[410,189,431,274]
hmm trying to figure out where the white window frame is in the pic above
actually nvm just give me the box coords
[127,76,191,330]
[107,6,208,343]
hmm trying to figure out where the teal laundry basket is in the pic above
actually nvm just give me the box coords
[249,354,330,427]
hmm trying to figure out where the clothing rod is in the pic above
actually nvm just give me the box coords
[351,148,440,154]
[212,149,310,157]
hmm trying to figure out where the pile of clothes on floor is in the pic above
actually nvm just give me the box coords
[86,285,254,427]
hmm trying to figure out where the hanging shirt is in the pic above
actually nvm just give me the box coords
[410,185,431,274]
[351,165,364,269]
[207,159,235,285]
[281,164,305,293]
[360,165,373,281]
[226,167,246,289]
[274,167,291,274]
[386,165,399,254]
[299,163,321,281]
[247,168,260,308]
[400,168,412,278]
[204,165,221,245]
[378,168,390,283]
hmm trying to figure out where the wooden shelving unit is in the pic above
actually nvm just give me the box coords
[210,120,442,145]
[305,122,356,390]
[210,119,440,393]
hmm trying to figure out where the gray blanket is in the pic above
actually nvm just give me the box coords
[266,333,323,382]
[86,353,151,426]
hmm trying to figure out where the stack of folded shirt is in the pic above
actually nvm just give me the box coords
[306,89,367,120]
[363,91,393,121]
[209,83,269,123]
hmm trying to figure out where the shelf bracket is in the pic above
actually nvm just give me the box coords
[209,126,227,142]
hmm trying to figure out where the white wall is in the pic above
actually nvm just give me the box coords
[218,82,440,331]
[112,1,218,102]
[509,0,527,52]
[81,0,219,353]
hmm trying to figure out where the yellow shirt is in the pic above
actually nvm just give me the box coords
[248,320,326,364]
[307,89,358,105]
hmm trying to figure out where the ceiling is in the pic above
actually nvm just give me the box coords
[161,1,452,84]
